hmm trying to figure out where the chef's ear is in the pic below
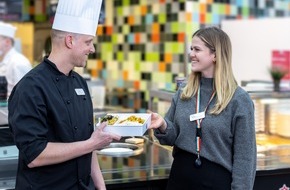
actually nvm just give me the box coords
[65,34,74,49]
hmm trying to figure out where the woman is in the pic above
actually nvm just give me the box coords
[149,27,256,189]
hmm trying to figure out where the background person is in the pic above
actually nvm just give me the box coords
[0,21,31,98]
[8,0,120,189]
[148,27,256,190]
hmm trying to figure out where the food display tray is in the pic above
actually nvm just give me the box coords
[102,113,151,136]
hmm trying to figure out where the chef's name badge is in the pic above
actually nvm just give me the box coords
[190,112,205,121]
[75,88,85,95]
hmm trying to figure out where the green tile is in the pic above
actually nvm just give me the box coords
[152,72,166,82]
[128,52,135,61]
[117,7,123,16]
[146,52,159,62]
[117,52,124,62]
[158,13,166,23]
[105,52,113,61]
[172,42,184,54]
[219,4,226,14]
[242,7,249,17]
[104,44,113,52]
[123,0,130,6]
[165,73,172,82]
[140,81,147,91]
[171,22,179,33]
[134,52,141,61]
[112,34,118,43]
[211,3,219,14]
[186,24,199,39]
[135,61,141,71]
[123,25,130,34]
[165,43,172,53]
[206,13,212,23]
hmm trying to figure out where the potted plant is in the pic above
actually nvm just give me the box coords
[269,66,288,91]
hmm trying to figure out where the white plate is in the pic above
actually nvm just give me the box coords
[100,147,133,153]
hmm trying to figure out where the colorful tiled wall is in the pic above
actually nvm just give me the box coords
[88,0,290,112]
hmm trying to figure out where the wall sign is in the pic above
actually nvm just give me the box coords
[0,0,23,21]
[272,50,290,80]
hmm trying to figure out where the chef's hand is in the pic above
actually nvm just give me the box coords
[91,121,121,150]
[147,111,167,133]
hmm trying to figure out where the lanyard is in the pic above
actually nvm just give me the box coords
[194,85,216,167]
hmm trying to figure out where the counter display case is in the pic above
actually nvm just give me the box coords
[0,137,173,190]
[1,90,290,189]
[97,137,173,190]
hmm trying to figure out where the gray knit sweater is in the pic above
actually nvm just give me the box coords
[155,77,256,190]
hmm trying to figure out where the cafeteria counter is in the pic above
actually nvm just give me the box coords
[1,136,290,189]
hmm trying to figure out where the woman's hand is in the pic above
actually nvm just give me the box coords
[148,111,167,133]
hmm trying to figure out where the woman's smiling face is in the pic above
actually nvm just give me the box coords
[189,36,216,78]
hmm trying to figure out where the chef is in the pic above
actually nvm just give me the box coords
[8,0,121,189]
[0,22,31,98]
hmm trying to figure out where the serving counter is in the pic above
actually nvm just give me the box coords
[1,89,290,189]
[1,136,290,189]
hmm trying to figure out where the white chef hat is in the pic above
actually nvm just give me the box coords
[0,22,16,39]
[52,0,103,36]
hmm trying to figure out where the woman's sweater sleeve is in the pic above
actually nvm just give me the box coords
[231,91,257,189]
[154,90,180,146]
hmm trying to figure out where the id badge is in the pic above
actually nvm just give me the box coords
[190,112,205,121]
[75,88,85,95]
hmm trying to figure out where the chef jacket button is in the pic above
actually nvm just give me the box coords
[89,122,92,126]
[56,78,59,81]
[74,126,78,130]
[67,100,71,104]
[83,97,86,100]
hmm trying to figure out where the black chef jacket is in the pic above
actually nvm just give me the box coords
[8,57,94,190]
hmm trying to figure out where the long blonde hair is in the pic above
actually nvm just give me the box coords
[181,27,237,114]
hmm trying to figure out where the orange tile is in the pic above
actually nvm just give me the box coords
[178,33,185,42]
[165,53,172,63]
[97,60,103,70]
[151,34,160,43]
[134,81,140,90]
[123,70,128,80]
[186,12,192,22]
[141,5,147,15]
[135,33,141,44]
[91,69,98,78]
[106,26,113,35]
[225,4,230,15]
[199,13,205,24]
[97,26,103,35]
[199,3,206,13]
[128,16,134,25]
[152,23,160,34]
[159,62,166,72]
[159,0,166,3]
